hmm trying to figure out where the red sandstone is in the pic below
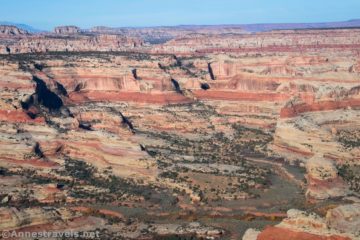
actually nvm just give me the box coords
[69,91,192,104]
[257,226,351,240]
[0,110,45,123]
[280,99,360,118]
[193,90,291,102]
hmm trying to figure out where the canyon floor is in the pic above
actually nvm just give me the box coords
[0,26,360,239]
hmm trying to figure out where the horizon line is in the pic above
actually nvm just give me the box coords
[1,18,360,31]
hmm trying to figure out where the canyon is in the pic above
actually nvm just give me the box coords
[0,24,359,239]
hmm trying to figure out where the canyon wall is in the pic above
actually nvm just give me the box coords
[0,25,360,239]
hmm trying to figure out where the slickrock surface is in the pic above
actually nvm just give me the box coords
[0,25,359,239]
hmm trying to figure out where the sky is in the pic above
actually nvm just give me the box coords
[1,0,360,30]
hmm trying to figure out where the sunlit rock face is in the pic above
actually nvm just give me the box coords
[0,27,360,239]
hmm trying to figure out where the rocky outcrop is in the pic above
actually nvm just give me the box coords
[54,26,81,35]
[0,25,28,35]
[306,156,349,200]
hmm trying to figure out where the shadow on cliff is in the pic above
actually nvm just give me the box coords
[20,76,74,121]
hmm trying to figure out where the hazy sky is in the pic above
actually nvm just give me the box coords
[2,0,360,30]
